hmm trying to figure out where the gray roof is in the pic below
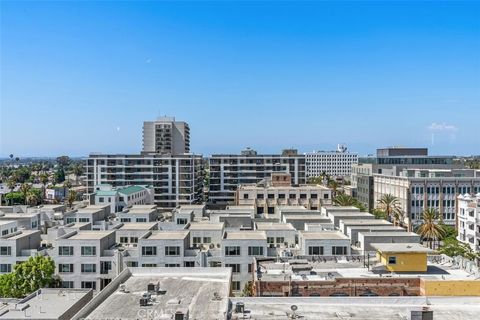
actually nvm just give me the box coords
[371,243,434,253]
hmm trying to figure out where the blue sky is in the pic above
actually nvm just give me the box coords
[1,1,479,157]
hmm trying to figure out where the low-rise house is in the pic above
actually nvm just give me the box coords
[188,222,224,249]
[116,205,158,223]
[90,184,154,213]
[0,230,44,274]
[358,231,421,252]
[138,230,191,268]
[64,205,111,225]
[52,230,118,290]
[298,230,351,256]
[255,222,297,250]
[222,230,268,293]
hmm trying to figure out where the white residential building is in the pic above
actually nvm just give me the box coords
[209,148,306,204]
[86,153,203,208]
[142,116,190,155]
[305,144,358,178]
[457,193,480,252]
[0,230,44,274]
[90,184,154,213]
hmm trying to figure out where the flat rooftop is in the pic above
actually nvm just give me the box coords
[188,222,224,230]
[68,230,114,240]
[0,229,40,240]
[340,219,392,226]
[256,222,296,231]
[230,297,480,320]
[122,208,156,215]
[300,231,349,240]
[0,220,16,227]
[225,231,267,240]
[119,222,158,230]
[359,231,419,237]
[86,268,230,320]
[283,215,330,220]
[257,258,477,282]
[147,230,189,240]
[371,243,434,253]
[0,288,91,320]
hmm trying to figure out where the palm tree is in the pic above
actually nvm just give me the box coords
[71,163,83,186]
[7,177,17,193]
[67,190,77,208]
[334,194,357,206]
[63,180,72,190]
[19,183,31,204]
[377,194,404,226]
[417,208,446,249]
[328,180,340,198]
[26,191,40,206]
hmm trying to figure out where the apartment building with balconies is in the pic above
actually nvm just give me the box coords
[142,116,190,155]
[209,148,306,205]
[85,154,203,208]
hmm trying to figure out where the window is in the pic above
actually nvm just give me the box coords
[127,261,138,267]
[232,281,241,291]
[289,194,296,199]
[58,246,74,256]
[81,246,97,256]
[79,218,90,223]
[267,237,275,244]
[388,256,397,265]
[61,281,74,288]
[165,264,180,267]
[142,263,157,267]
[311,193,318,199]
[300,193,307,199]
[267,207,274,214]
[81,281,96,290]
[120,237,129,243]
[257,194,264,199]
[130,237,138,243]
[248,263,253,273]
[66,217,76,224]
[142,246,157,256]
[177,218,188,225]
[276,237,285,244]
[1,230,8,236]
[323,193,329,199]
[267,194,275,199]
[226,264,241,273]
[243,194,249,199]
[308,246,323,255]
[59,264,74,273]
[203,237,212,243]
[225,246,241,256]
[0,247,12,256]
[99,197,104,203]
[184,261,195,267]
[193,237,202,244]
[248,246,264,256]
[278,194,286,199]
[0,264,12,273]
[165,246,180,256]
[332,246,347,255]
[120,218,131,223]
[136,218,147,222]
[81,264,97,273]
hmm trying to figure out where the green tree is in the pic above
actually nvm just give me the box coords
[19,183,31,204]
[67,189,77,208]
[439,238,478,260]
[56,156,71,168]
[54,168,65,184]
[4,192,25,205]
[0,256,56,298]
[70,163,84,185]
[417,208,446,249]
[372,208,388,220]
[333,194,366,212]
[377,194,404,226]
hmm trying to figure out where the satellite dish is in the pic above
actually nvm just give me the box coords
[291,305,298,311]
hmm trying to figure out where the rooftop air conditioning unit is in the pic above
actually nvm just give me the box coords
[235,302,245,313]
[174,309,189,320]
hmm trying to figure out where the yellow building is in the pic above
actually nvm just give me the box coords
[371,243,434,272]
